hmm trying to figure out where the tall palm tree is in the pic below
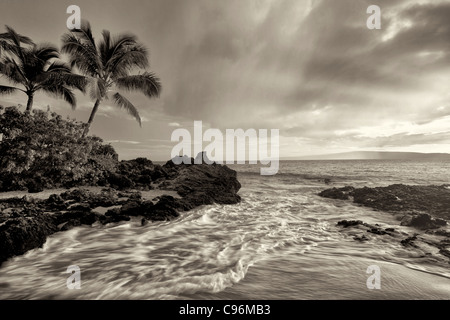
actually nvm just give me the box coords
[61,22,161,137]
[0,26,87,113]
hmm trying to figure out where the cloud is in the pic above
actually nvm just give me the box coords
[2,0,450,159]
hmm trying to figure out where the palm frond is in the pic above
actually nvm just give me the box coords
[0,58,26,85]
[0,26,32,62]
[109,45,149,78]
[70,21,97,52]
[42,85,77,109]
[45,60,88,91]
[0,26,34,46]
[115,72,161,98]
[112,92,141,126]
[0,85,21,95]
[99,30,111,67]
[61,33,100,77]
[33,44,59,62]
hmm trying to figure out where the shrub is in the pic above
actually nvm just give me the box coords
[0,106,119,191]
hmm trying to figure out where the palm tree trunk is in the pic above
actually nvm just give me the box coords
[25,93,34,113]
[82,99,101,138]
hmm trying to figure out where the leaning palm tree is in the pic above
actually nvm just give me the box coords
[61,22,161,137]
[0,26,87,113]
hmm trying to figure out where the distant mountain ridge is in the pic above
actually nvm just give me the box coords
[287,151,450,160]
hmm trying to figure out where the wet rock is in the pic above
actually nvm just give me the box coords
[120,201,144,216]
[428,230,450,237]
[53,210,100,227]
[161,156,241,206]
[144,198,180,221]
[0,210,57,265]
[350,184,450,219]
[401,213,447,230]
[100,214,131,225]
[439,249,450,259]
[368,228,388,235]
[0,152,243,265]
[401,235,418,248]
[353,235,369,242]
[319,186,355,200]
[46,194,66,210]
[337,220,365,228]
[105,207,121,216]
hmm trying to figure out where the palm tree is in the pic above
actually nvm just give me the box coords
[0,26,87,113]
[61,22,161,137]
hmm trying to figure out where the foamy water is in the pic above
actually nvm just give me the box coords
[0,160,449,299]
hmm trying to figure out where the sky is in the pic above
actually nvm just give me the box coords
[0,0,449,160]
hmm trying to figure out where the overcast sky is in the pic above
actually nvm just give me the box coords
[0,0,449,160]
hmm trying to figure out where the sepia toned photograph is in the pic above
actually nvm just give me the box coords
[0,0,449,304]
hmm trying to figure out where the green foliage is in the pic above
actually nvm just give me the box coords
[0,106,118,191]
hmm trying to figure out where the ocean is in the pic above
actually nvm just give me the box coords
[1,160,450,299]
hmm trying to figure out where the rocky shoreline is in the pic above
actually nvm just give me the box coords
[319,184,450,263]
[0,155,241,266]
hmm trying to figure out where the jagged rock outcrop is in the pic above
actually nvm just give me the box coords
[0,154,241,266]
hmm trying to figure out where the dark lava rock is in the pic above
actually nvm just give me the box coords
[160,158,241,206]
[0,210,58,265]
[107,173,134,190]
[401,213,447,230]
[144,197,180,221]
[428,230,450,237]
[368,228,388,235]
[46,194,67,210]
[351,184,450,219]
[105,207,121,216]
[68,203,91,212]
[439,249,450,259]
[100,214,131,224]
[26,178,44,194]
[401,235,418,248]
[337,220,396,237]
[120,201,145,216]
[353,235,369,242]
[0,153,243,266]
[337,220,365,228]
[319,186,355,200]
[53,210,100,227]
